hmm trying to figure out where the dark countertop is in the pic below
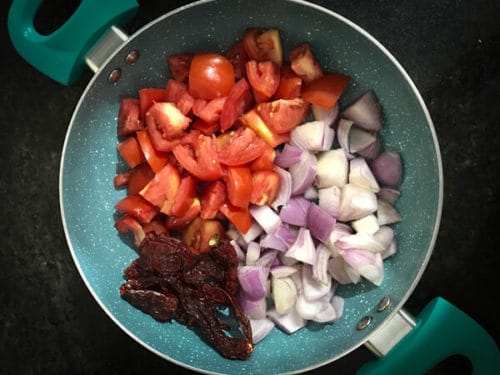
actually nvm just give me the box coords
[1,1,498,374]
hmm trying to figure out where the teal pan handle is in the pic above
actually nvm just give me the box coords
[7,0,139,85]
[358,297,500,375]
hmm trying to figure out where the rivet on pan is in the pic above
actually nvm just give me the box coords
[356,316,373,331]
[377,296,391,312]
[108,68,121,84]
[125,50,140,64]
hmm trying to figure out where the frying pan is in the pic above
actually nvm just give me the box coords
[8,0,499,373]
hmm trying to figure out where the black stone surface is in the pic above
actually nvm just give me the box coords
[1,1,498,374]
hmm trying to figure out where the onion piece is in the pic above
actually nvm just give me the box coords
[275,144,302,169]
[238,292,267,319]
[370,151,403,188]
[337,119,354,159]
[267,306,306,334]
[335,232,386,253]
[260,231,287,252]
[318,185,341,218]
[284,227,317,265]
[338,248,384,286]
[238,265,268,300]
[230,239,246,263]
[290,120,334,152]
[381,239,398,259]
[271,166,292,210]
[331,295,345,320]
[341,90,383,132]
[279,196,311,227]
[241,221,264,243]
[312,299,338,323]
[312,103,339,124]
[357,136,380,160]
[256,249,280,269]
[338,183,378,222]
[289,150,317,195]
[377,187,401,204]
[349,157,380,193]
[272,276,298,315]
[315,148,348,189]
[304,185,319,200]
[295,289,334,322]
[250,318,275,344]
[307,203,336,243]
[373,225,394,249]
[270,265,299,278]
[328,255,361,284]
[250,205,282,234]
[324,222,353,256]
[377,199,402,225]
[312,244,331,284]
[245,241,261,265]
[351,214,380,234]
[302,264,332,301]
[349,126,377,154]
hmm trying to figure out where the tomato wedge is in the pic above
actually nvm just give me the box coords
[220,201,252,233]
[250,170,281,206]
[199,180,226,219]
[182,216,225,253]
[256,98,310,134]
[172,133,223,181]
[114,215,145,247]
[301,73,350,109]
[166,198,201,230]
[139,88,167,120]
[242,28,283,65]
[168,53,193,83]
[289,42,323,83]
[139,163,181,214]
[224,166,253,208]
[249,143,276,171]
[117,136,144,169]
[220,77,254,132]
[192,97,226,125]
[117,98,143,136]
[273,64,303,100]
[165,79,194,115]
[189,53,235,100]
[126,162,155,196]
[135,130,169,173]
[146,102,191,146]
[245,60,280,103]
[224,40,248,80]
[240,109,290,148]
[115,194,159,223]
[218,126,267,166]
[170,175,197,217]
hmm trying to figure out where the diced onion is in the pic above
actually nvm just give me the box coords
[306,203,336,243]
[250,205,282,234]
[284,227,317,265]
[289,151,317,195]
[250,318,275,344]
[267,306,306,334]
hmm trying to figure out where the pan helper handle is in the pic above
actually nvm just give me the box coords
[7,0,139,85]
[357,297,500,375]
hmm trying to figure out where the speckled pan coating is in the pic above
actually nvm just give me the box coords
[59,0,442,373]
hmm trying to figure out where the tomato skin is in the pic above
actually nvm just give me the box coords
[115,194,159,223]
[114,215,145,247]
[192,97,226,125]
[170,175,197,217]
[220,201,252,234]
[118,98,144,136]
[165,79,194,115]
[199,180,226,219]
[245,60,280,103]
[135,130,169,173]
[224,40,248,80]
[166,198,201,230]
[250,170,281,206]
[224,166,253,208]
[146,102,191,150]
[273,64,303,100]
[139,163,181,214]
[249,143,276,171]
[138,88,167,120]
[256,98,310,134]
[218,126,267,166]
[301,73,350,109]
[168,53,193,83]
[172,133,223,181]
[242,28,283,65]
[117,136,144,169]
[220,77,254,132]
[189,53,235,100]
[289,43,323,83]
[126,162,155,196]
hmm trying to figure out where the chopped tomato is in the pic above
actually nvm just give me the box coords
[199,180,226,219]
[114,171,130,187]
[301,73,350,109]
[220,77,254,132]
[218,126,267,166]
[166,198,201,230]
[256,98,310,134]
[115,194,159,223]
[114,215,145,247]
[189,53,235,100]
[249,143,276,171]
[250,170,281,206]
[273,64,303,100]
[219,201,252,234]
[289,43,323,83]
[170,175,197,217]
[146,102,191,149]
[242,28,283,65]
[172,133,223,181]
[139,163,181,214]
[182,216,225,253]
[126,162,155,196]
[165,79,194,115]
[143,218,169,237]
[239,109,290,148]
[192,97,226,125]
[224,40,248,80]
[117,136,144,169]
[138,88,167,120]
[117,98,144,136]
[223,166,253,208]
[190,118,220,136]
[135,130,169,173]
[168,53,193,83]
[245,60,280,103]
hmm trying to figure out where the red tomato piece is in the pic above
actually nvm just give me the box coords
[239,109,290,148]
[250,170,281,206]
[126,162,155,196]
[182,216,225,253]
[242,28,283,65]
[219,201,252,234]
[190,118,220,136]
[168,53,193,83]
[170,175,197,217]
[192,97,226,125]
[289,43,323,83]
[139,163,181,214]
[220,77,254,132]
[172,133,223,181]
[143,218,169,237]
[117,136,145,169]
[273,64,303,100]
[117,98,144,136]
[217,126,267,166]
[166,198,201,230]
[114,171,130,188]
[245,60,280,103]
[199,180,226,220]
[256,98,310,134]
[249,143,276,171]
[189,53,235,100]
[114,215,145,247]
[224,166,253,208]
[115,194,159,223]
[146,102,191,149]
[224,40,248,80]
[139,88,167,120]
[301,73,350,109]
[135,130,169,173]
[165,79,194,115]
